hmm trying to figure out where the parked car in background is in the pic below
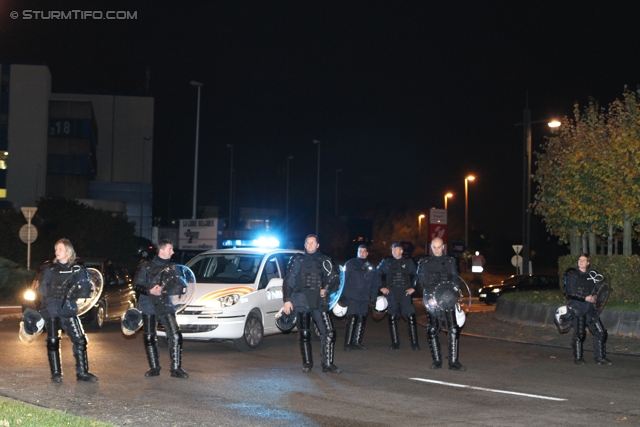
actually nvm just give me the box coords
[478,274,559,305]
[22,258,136,330]
[75,259,137,329]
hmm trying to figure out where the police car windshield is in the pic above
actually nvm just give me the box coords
[501,275,525,285]
[187,254,263,284]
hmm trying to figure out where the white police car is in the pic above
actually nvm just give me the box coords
[158,245,302,351]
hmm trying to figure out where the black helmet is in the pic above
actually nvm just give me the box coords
[554,306,573,334]
[121,308,143,336]
[275,308,296,332]
[19,308,44,343]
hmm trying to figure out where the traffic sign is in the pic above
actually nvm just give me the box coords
[450,241,466,254]
[512,245,523,255]
[20,207,37,221]
[19,224,38,244]
[511,255,523,268]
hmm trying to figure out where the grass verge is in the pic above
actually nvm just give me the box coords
[501,289,640,312]
[0,399,116,427]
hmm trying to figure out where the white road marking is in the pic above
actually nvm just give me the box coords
[410,378,567,401]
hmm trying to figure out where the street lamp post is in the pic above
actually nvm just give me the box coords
[465,175,475,250]
[227,144,234,231]
[444,192,453,210]
[140,137,151,237]
[335,169,342,216]
[520,106,561,274]
[418,214,425,244]
[190,80,203,219]
[286,155,293,238]
[313,140,321,235]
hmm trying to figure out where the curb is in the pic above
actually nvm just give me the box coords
[494,299,640,337]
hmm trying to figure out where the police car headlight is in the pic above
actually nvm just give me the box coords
[218,294,240,308]
[492,288,501,293]
[24,289,36,301]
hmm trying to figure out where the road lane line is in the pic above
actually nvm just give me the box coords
[409,378,567,401]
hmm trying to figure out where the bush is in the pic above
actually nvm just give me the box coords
[0,257,37,303]
[558,254,640,304]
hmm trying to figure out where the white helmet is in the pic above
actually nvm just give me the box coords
[455,303,466,327]
[374,295,388,312]
[332,301,348,317]
[554,306,573,334]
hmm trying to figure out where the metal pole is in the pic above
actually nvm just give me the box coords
[190,81,203,219]
[335,169,342,216]
[227,144,234,231]
[313,140,321,235]
[522,108,531,274]
[465,178,469,249]
[286,155,293,238]
[140,137,151,237]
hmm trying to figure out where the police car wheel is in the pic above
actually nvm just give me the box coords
[89,301,106,329]
[234,313,264,351]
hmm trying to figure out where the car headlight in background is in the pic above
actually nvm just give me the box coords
[24,289,36,301]
[492,288,501,293]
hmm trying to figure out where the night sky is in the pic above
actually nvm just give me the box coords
[2,1,639,249]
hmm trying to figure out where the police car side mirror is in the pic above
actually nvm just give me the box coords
[264,278,283,291]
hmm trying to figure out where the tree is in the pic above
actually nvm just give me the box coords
[533,88,640,255]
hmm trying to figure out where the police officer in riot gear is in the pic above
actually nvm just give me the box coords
[134,239,189,378]
[343,244,380,351]
[564,254,611,365]
[282,234,341,373]
[416,237,465,371]
[377,242,420,350]
[36,239,98,382]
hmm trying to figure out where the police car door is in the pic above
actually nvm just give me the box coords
[259,255,284,334]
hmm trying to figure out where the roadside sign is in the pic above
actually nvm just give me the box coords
[511,255,523,268]
[21,207,37,221]
[450,241,466,254]
[512,245,523,255]
[19,224,38,244]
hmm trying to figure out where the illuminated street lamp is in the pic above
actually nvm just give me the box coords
[465,175,475,250]
[418,214,426,242]
[519,106,561,274]
[444,192,453,210]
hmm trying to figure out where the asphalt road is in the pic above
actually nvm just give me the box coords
[1,311,639,427]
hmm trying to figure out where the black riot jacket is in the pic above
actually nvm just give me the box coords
[342,257,380,302]
[377,256,416,289]
[283,250,335,311]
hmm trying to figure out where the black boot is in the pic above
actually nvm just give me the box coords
[344,315,357,351]
[299,313,313,372]
[351,315,367,350]
[427,326,442,369]
[320,312,341,374]
[573,340,586,364]
[46,318,62,383]
[164,314,188,378]
[407,314,420,351]
[593,321,612,365]
[388,315,400,350]
[142,314,161,377]
[446,311,465,371]
[65,317,98,382]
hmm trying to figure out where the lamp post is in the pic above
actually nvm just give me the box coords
[313,140,321,235]
[465,175,475,250]
[418,214,425,243]
[519,106,561,274]
[190,80,203,219]
[286,155,293,238]
[140,137,151,237]
[444,192,453,210]
[227,144,234,231]
[335,169,342,216]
